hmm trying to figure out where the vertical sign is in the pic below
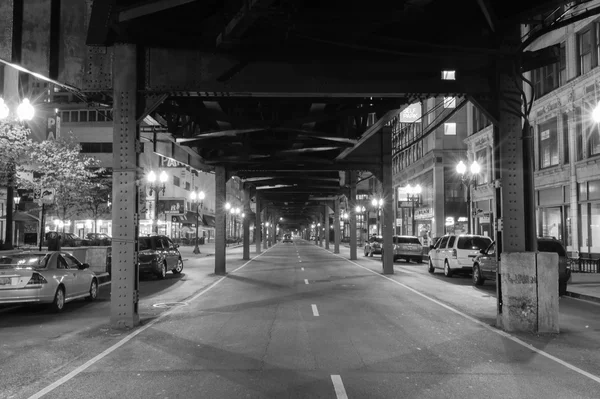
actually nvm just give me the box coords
[47,114,61,140]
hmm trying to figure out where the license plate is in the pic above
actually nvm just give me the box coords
[0,277,11,285]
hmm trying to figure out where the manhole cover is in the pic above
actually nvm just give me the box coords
[152,302,188,308]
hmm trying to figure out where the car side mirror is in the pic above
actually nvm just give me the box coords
[80,263,90,269]
[430,245,435,250]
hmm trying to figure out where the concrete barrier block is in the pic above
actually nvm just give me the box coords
[500,252,538,332]
[537,252,559,333]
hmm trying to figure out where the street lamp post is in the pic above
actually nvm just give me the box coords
[189,190,205,254]
[405,184,422,236]
[147,170,168,234]
[371,198,384,236]
[456,160,480,234]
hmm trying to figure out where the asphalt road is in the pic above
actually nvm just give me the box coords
[2,241,600,398]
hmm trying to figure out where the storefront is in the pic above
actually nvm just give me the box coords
[536,185,570,250]
[414,207,433,246]
[579,180,600,257]
[473,200,492,238]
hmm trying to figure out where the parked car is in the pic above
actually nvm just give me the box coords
[428,234,493,277]
[86,233,111,245]
[364,235,383,257]
[472,237,571,296]
[283,234,293,243]
[388,235,423,262]
[0,251,98,312]
[138,235,184,279]
[44,232,90,247]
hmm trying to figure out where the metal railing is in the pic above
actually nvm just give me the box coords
[568,257,600,273]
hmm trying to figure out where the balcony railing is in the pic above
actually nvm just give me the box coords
[568,257,600,273]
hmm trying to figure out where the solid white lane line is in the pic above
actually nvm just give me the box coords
[28,248,272,399]
[331,375,349,399]
[98,281,111,287]
[304,279,309,285]
[312,304,319,316]
[323,248,600,385]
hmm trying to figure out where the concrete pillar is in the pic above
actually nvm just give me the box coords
[110,43,140,328]
[349,171,357,260]
[495,25,558,332]
[567,108,579,256]
[263,207,268,248]
[324,204,330,250]
[381,126,394,274]
[334,198,340,254]
[255,195,262,253]
[214,166,226,275]
[242,187,250,260]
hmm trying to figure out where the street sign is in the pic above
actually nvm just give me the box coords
[40,188,55,204]
[33,187,41,200]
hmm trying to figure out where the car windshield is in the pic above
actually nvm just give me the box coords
[370,236,383,243]
[538,240,566,257]
[457,236,492,250]
[0,254,50,270]
[393,236,421,244]
[138,237,152,251]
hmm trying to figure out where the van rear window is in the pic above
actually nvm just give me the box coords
[457,236,492,250]
[393,236,421,245]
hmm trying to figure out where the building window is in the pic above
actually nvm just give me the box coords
[441,70,456,80]
[475,148,490,185]
[575,107,584,160]
[185,182,190,191]
[589,124,600,157]
[533,41,566,98]
[443,97,456,108]
[472,106,491,132]
[578,26,596,76]
[539,118,559,169]
[562,113,569,164]
[559,42,567,84]
[80,142,113,153]
[444,123,456,135]
[173,176,180,187]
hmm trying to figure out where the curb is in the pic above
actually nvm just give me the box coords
[565,291,600,304]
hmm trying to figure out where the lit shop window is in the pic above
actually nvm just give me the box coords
[444,123,456,135]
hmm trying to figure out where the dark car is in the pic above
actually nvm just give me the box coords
[44,232,90,247]
[283,234,293,243]
[86,233,111,245]
[364,235,383,257]
[472,237,571,296]
[138,235,184,279]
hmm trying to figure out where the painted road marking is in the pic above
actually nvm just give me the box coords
[301,267,304,271]
[28,247,273,399]
[304,279,309,285]
[99,281,111,287]
[312,304,319,316]
[321,247,600,385]
[331,375,348,399]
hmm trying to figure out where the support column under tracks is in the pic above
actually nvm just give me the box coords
[495,25,558,332]
[334,198,340,254]
[215,166,227,275]
[242,187,250,260]
[324,204,330,250]
[255,195,262,253]
[349,171,357,260]
[381,126,394,275]
[110,43,140,328]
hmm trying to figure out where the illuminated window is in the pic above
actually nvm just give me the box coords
[443,97,456,108]
[444,123,456,135]
[441,70,456,80]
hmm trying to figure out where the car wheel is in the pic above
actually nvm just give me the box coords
[364,247,368,257]
[369,249,373,257]
[428,259,435,274]
[157,262,167,279]
[172,258,184,274]
[50,286,65,312]
[443,260,453,277]
[559,281,567,297]
[472,265,484,286]
[86,279,98,301]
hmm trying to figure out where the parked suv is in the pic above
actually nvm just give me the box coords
[138,235,184,279]
[472,237,571,296]
[428,234,492,277]
[387,235,423,263]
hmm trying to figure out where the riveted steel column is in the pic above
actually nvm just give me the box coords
[110,43,140,328]
[242,187,250,260]
[349,171,357,260]
[263,206,268,248]
[255,195,262,253]
[381,126,394,274]
[215,166,226,275]
[324,204,330,250]
[334,198,340,254]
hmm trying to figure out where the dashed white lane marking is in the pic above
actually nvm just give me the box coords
[304,279,309,285]
[311,304,319,316]
[322,247,600,385]
[301,267,305,271]
[28,248,273,399]
[331,375,348,399]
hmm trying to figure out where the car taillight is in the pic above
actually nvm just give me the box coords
[451,249,457,259]
[27,273,48,287]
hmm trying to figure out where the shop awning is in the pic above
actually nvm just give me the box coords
[202,215,215,227]
[0,211,39,222]
[171,211,198,225]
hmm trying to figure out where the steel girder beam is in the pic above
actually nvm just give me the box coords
[216,0,277,48]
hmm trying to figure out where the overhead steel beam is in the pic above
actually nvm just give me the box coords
[216,0,277,48]
[118,0,199,22]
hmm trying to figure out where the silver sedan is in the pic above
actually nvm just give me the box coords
[0,251,99,312]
